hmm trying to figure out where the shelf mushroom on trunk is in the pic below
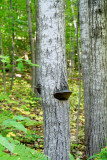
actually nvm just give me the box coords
[54,89,72,100]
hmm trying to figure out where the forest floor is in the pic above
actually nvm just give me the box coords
[0,71,85,160]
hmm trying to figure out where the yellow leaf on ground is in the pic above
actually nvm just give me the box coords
[7,132,16,137]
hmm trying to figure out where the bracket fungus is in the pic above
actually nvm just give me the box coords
[54,89,72,100]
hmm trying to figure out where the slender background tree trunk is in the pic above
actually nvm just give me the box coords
[26,0,35,92]
[80,0,107,158]
[0,28,6,94]
[10,0,15,90]
[37,0,70,159]
[34,0,40,96]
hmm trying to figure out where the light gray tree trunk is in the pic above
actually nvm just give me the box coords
[26,0,35,92]
[80,0,107,158]
[37,0,70,159]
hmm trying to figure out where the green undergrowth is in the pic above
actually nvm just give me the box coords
[69,71,85,159]
[88,147,107,160]
[0,71,85,159]
[0,76,44,159]
[0,142,47,160]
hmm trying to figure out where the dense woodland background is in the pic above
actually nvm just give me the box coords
[0,0,106,160]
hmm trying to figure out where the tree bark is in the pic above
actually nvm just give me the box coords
[37,0,70,159]
[80,0,107,158]
[0,27,6,94]
[26,0,35,92]
[10,0,15,90]
[34,0,40,96]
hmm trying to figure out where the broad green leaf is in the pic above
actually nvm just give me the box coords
[88,154,98,160]
[24,59,40,67]
[30,63,40,67]
[0,135,15,153]
[16,58,23,62]
[69,154,75,160]
[13,116,30,121]
[6,64,12,69]
[2,119,27,133]
[1,59,6,63]
[0,55,4,58]
[17,62,24,72]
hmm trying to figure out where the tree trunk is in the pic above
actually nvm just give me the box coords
[26,0,35,92]
[34,0,40,96]
[10,0,15,90]
[0,27,6,94]
[80,0,107,158]
[37,0,70,159]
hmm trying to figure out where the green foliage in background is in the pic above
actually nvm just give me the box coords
[0,142,48,160]
[0,105,46,159]
[0,0,84,159]
[88,147,107,160]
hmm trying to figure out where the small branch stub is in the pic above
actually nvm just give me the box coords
[54,89,72,100]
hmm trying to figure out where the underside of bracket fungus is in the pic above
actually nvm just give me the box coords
[54,89,72,100]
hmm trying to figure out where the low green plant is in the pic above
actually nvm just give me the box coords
[88,147,107,160]
[69,153,75,160]
[0,93,19,105]
[0,140,48,160]
[16,58,40,73]
[2,119,27,133]
[0,115,47,160]
[0,137,74,160]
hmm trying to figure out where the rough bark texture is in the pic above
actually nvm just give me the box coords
[35,0,40,96]
[26,0,35,92]
[37,0,70,159]
[80,0,107,158]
